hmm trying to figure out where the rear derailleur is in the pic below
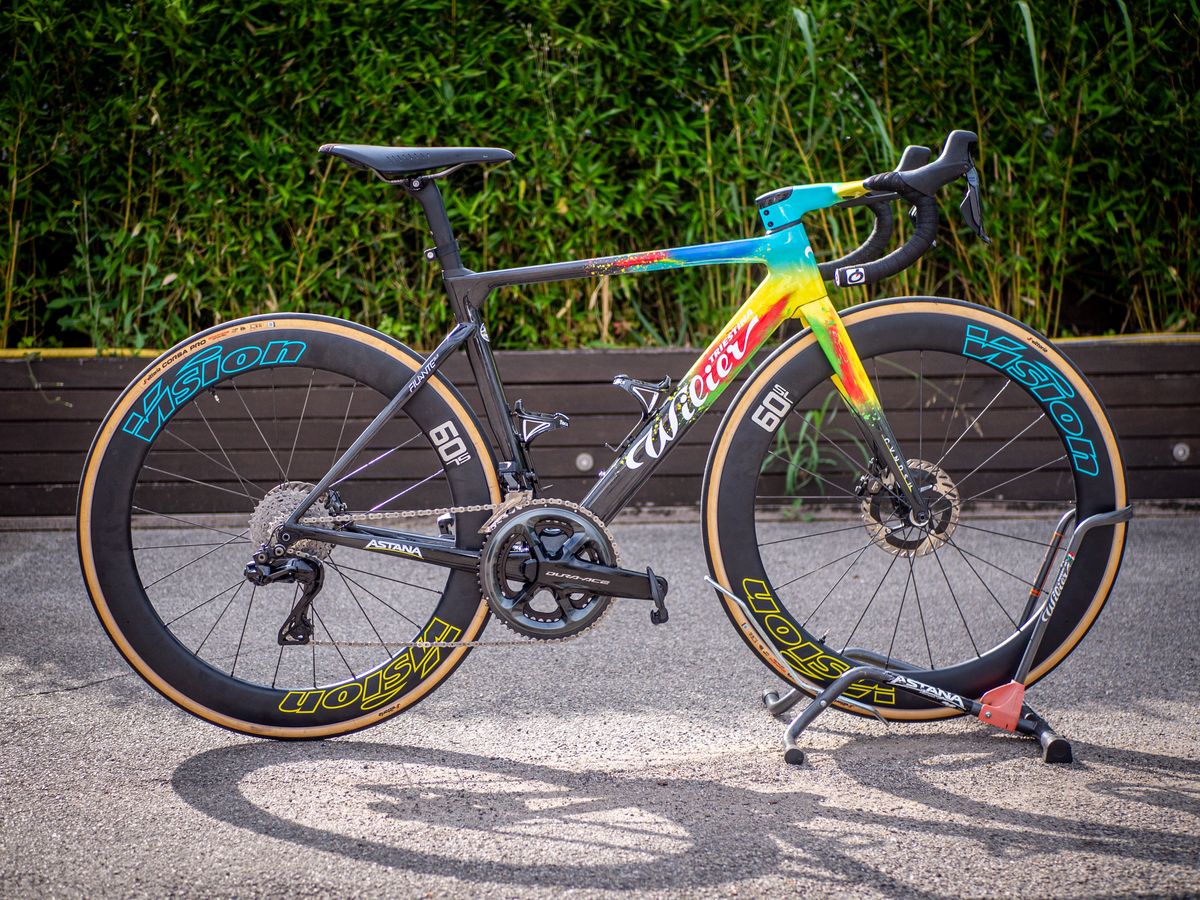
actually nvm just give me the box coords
[244,555,325,646]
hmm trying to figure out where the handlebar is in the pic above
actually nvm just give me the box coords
[827,129,990,288]
[815,143,930,281]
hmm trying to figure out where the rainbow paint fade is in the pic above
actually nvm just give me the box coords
[572,181,887,473]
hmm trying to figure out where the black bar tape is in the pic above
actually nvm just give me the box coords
[817,201,894,280]
[834,171,938,288]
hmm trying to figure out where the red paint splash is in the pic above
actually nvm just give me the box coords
[615,249,671,269]
[828,323,869,406]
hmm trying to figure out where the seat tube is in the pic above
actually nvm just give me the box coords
[403,179,530,474]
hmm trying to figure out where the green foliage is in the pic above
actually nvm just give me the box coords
[3,0,1197,350]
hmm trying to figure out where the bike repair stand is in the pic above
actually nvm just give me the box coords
[707,505,1132,766]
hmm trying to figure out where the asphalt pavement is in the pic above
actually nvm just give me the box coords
[2,515,1198,897]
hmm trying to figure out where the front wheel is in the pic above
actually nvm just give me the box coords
[703,298,1128,719]
[78,314,500,738]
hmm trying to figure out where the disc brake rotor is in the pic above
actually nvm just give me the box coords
[861,459,960,557]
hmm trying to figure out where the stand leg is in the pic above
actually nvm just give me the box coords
[762,686,805,716]
[1016,705,1073,763]
[780,665,890,765]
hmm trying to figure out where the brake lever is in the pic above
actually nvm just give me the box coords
[960,165,992,244]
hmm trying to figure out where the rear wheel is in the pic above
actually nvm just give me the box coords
[78,314,499,738]
[703,299,1127,718]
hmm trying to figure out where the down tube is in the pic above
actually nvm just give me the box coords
[583,272,814,522]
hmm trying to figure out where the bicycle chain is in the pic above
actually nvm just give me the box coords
[297,493,622,650]
[297,501,499,527]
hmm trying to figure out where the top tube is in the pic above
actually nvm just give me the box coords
[460,180,869,297]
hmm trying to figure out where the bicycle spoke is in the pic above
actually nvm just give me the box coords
[952,520,1055,549]
[370,468,445,511]
[132,506,246,540]
[327,561,425,633]
[775,542,876,591]
[164,577,245,627]
[332,380,359,466]
[960,455,1069,505]
[162,425,267,501]
[142,529,250,590]
[286,369,316,480]
[195,580,245,655]
[944,536,1018,628]
[761,446,858,498]
[933,380,1010,470]
[231,583,257,677]
[953,412,1046,490]
[802,540,872,627]
[327,562,442,596]
[840,550,900,653]
[886,557,914,667]
[194,403,263,500]
[311,605,356,679]
[331,431,423,487]
[330,566,398,659]
[955,497,1073,506]
[141,465,259,504]
[791,405,872,479]
[931,546,980,657]
[133,539,251,551]
[938,358,969,462]
[756,494,861,502]
[271,586,297,689]
[233,381,289,482]
[758,522,867,548]
[918,351,924,461]
[943,538,1039,590]
[911,558,934,668]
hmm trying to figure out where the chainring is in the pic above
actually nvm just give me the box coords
[479,499,620,640]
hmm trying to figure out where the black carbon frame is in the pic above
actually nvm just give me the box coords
[281,175,793,559]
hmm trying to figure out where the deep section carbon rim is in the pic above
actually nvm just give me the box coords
[705,300,1126,715]
[79,316,498,736]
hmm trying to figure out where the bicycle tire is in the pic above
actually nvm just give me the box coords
[78,314,500,738]
[703,298,1127,718]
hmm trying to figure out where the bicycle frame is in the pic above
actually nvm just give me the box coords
[286,176,929,561]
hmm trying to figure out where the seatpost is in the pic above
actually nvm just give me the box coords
[403,177,467,273]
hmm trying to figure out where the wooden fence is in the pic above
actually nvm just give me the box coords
[1,337,1197,518]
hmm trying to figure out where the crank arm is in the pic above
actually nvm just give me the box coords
[518,555,669,602]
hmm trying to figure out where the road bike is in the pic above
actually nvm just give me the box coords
[78,131,1131,762]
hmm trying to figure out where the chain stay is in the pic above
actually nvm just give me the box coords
[299,493,616,649]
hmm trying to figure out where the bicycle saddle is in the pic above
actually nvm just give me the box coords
[318,144,514,178]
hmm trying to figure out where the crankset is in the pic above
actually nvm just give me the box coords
[480,499,669,639]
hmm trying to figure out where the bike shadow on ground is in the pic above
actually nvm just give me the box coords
[829,724,1200,831]
[171,736,1199,893]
